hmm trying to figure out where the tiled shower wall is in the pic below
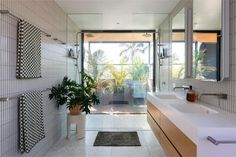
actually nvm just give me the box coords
[158,17,171,92]
[159,0,236,113]
[0,0,78,157]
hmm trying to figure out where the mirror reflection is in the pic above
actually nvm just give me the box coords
[172,8,185,79]
[192,0,221,81]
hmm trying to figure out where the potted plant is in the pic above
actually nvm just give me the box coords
[68,72,100,114]
[49,72,100,115]
[107,57,129,102]
[49,76,78,107]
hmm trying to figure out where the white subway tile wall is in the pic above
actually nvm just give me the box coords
[160,0,236,113]
[158,17,171,92]
[0,0,78,157]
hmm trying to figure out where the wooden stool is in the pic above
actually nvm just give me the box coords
[67,113,86,139]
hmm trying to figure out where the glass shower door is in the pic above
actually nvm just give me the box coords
[83,32,153,114]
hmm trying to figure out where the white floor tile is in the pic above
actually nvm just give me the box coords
[111,147,149,157]
[138,131,161,146]
[148,146,166,157]
[68,147,112,157]
[44,115,166,157]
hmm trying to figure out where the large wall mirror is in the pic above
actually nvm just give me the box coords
[192,0,229,81]
[171,8,185,79]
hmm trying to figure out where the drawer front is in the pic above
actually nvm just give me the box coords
[161,114,196,157]
[147,101,161,125]
[147,113,181,157]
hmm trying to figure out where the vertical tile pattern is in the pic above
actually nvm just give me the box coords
[160,0,236,113]
[0,0,78,157]
[158,17,171,92]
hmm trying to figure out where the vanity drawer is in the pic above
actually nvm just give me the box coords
[147,101,161,125]
[147,113,181,157]
[161,115,197,157]
[147,101,197,157]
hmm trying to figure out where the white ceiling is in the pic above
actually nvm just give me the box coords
[172,8,185,30]
[193,0,221,30]
[55,0,181,30]
[171,0,221,31]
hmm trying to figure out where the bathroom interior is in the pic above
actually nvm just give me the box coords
[0,0,236,157]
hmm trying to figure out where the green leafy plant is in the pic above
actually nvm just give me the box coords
[107,57,129,93]
[49,72,100,114]
[171,51,185,79]
[68,72,100,114]
[192,48,207,78]
[119,43,148,62]
[49,77,78,107]
[172,64,185,79]
[86,49,108,80]
[130,57,149,81]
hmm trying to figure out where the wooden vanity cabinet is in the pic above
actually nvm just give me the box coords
[147,101,197,157]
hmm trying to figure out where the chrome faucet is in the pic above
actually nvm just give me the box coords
[173,85,191,91]
[198,93,227,100]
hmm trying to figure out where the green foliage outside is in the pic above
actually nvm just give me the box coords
[86,49,108,80]
[130,57,149,81]
[107,57,129,93]
[192,48,207,79]
[85,43,150,94]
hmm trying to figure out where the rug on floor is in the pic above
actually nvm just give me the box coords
[93,131,141,146]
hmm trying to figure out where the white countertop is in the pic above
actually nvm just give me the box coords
[147,92,236,157]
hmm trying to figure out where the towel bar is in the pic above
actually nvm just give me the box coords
[0,88,51,102]
[53,38,66,45]
[207,136,236,145]
[0,10,51,37]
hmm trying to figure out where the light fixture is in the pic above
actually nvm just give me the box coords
[143,33,151,37]
[86,33,94,37]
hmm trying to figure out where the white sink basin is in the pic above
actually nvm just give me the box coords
[155,94,177,99]
[170,103,218,114]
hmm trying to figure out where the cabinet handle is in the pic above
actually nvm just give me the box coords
[207,136,236,145]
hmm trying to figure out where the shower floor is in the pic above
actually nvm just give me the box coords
[91,104,147,114]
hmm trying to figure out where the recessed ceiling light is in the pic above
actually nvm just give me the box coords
[143,33,151,37]
[86,33,94,37]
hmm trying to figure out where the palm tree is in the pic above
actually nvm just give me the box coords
[86,49,107,80]
[119,43,148,63]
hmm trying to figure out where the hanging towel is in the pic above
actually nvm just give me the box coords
[17,20,41,79]
[19,91,45,153]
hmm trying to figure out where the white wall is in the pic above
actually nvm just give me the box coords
[0,0,78,156]
[158,17,171,92]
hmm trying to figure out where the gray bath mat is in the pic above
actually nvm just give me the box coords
[94,131,141,146]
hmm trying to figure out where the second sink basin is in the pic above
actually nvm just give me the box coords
[169,103,218,114]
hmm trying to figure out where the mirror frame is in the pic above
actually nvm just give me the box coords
[220,0,230,81]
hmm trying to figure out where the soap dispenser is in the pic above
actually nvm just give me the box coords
[186,86,196,102]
